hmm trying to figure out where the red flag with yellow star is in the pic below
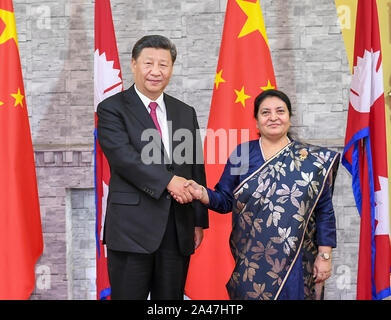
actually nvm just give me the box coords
[185,0,276,299]
[0,0,43,299]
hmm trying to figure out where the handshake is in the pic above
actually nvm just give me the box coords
[166,175,209,204]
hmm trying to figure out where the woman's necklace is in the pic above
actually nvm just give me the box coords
[259,136,291,160]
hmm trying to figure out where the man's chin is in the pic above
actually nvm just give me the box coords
[144,87,165,100]
[148,86,166,94]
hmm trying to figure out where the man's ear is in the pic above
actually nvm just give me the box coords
[131,58,136,73]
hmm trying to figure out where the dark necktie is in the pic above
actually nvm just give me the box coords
[149,102,162,137]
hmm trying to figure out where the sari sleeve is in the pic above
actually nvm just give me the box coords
[314,179,337,248]
[206,160,238,214]
[205,142,250,213]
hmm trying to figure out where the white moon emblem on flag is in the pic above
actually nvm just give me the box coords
[349,49,384,113]
[94,49,123,111]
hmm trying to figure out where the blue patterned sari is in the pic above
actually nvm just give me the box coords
[227,140,340,300]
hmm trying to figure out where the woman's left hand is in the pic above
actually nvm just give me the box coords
[313,254,332,283]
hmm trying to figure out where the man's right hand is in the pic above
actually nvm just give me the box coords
[185,180,209,205]
[166,175,193,204]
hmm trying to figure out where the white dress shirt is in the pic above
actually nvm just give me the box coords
[134,85,170,158]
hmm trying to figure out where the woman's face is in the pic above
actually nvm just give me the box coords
[256,96,291,140]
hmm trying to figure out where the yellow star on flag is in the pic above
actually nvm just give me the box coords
[214,70,226,90]
[11,88,24,107]
[0,101,3,106]
[261,80,275,91]
[236,0,269,46]
[0,8,19,47]
[234,86,250,108]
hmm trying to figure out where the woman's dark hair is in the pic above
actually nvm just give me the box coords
[253,89,292,119]
[132,35,177,64]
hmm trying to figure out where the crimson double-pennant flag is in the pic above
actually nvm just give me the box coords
[342,0,391,300]
[94,0,123,300]
[0,0,43,299]
[186,0,276,299]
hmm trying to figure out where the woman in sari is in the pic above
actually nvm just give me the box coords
[175,89,340,300]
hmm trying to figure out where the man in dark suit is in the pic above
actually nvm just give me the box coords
[97,35,208,300]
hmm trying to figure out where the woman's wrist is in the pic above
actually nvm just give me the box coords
[317,246,332,261]
[200,185,210,205]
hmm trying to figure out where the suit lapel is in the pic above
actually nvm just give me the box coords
[123,85,156,131]
[124,85,170,162]
[164,94,181,163]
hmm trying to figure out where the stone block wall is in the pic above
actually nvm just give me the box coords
[12,0,359,299]
[67,188,96,300]
[31,151,94,299]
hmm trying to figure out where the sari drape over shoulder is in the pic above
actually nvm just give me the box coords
[224,140,340,300]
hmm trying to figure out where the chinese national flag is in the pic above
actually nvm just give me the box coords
[94,0,123,300]
[0,0,43,299]
[185,0,276,299]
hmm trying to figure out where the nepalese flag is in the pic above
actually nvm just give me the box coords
[342,0,391,300]
[94,0,123,300]
[0,0,43,299]
[185,0,276,299]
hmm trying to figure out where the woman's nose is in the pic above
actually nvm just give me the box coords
[270,112,278,120]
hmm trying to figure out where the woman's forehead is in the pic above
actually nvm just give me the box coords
[259,97,287,108]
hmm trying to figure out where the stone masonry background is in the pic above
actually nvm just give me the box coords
[12,0,357,299]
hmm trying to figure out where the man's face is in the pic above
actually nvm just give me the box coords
[131,47,173,100]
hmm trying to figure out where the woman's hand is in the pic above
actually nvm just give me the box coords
[169,179,210,204]
[167,176,193,204]
[185,180,210,205]
[313,248,332,283]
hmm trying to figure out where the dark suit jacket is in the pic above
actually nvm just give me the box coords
[97,85,208,256]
